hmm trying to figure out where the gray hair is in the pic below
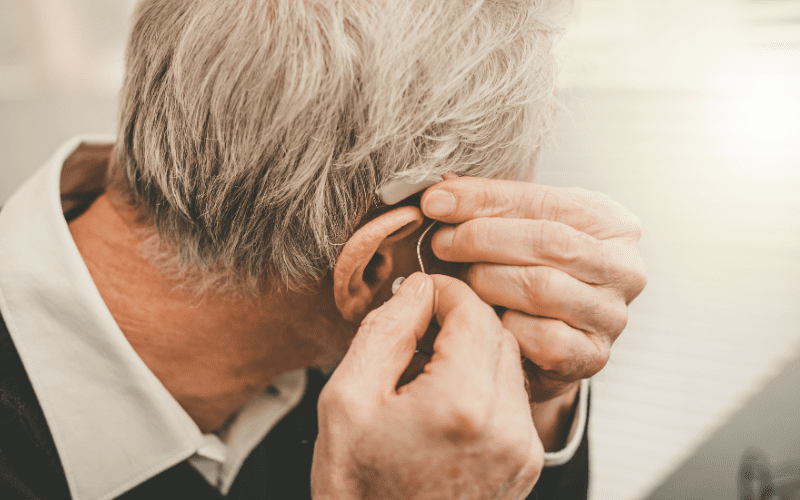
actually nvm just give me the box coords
[113,0,562,294]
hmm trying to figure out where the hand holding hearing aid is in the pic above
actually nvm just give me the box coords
[419,177,647,406]
[313,273,543,500]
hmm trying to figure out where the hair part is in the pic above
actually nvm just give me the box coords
[114,0,562,294]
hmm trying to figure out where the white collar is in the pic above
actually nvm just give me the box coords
[0,136,306,500]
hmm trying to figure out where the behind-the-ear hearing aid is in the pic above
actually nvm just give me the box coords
[376,174,443,206]
[375,174,444,295]
[376,175,448,384]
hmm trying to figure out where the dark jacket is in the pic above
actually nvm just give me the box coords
[0,314,589,500]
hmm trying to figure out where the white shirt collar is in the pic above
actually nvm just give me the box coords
[0,136,306,500]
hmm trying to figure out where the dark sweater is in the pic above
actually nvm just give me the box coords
[0,313,588,500]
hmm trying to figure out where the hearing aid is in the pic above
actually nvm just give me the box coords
[376,174,443,206]
[377,175,443,295]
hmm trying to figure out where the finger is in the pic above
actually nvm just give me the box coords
[425,275,504,385]
[465,264,628,340]
[494,328,530,406]
[396,350,433,388]
[421,177,620,234]
[503,311,611,383]
[430,218,613,285]
[333,272,434,397]
[521,358,579,403]
[494,338,544,496]
[396,320,440,388]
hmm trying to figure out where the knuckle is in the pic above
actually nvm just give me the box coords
[597,241,621,283]
[460,262,481,288]
[616,251,648,301]
[360,307,384,328]
[318,381,346,408]
[500,328,520,351]
[589,241,611,282]
[608,200,643,237]
[586,336,611,375]
[473,178,496,214]
[486,179,515,215]
[442,412,487,444]
[611,302,629,336]
[604,242,647,293]
[498,431,534,467]
[521,266,554,306]
[436,400,490,443]
[319,381,368,419]
[592,294,629,339]
[572,187,643,236]
[465,219,490,254]
[541,350,572,376]
[535,340,572,375]
[524,221,544,255]
[538,189,562,222]
[631,258,649,296]
[489,429,533,477]
[548,223,582,265]
[565,186,594,207]
[477,297,500,319]
[316,383,340,414]
[460,301,501,334]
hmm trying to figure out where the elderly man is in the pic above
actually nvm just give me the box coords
[0,0,645,499]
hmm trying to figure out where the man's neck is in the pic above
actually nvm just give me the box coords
[68,193,351,432]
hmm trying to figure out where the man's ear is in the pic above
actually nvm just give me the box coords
[334,206,424,322]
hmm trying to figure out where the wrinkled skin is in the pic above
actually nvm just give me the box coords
[312,274,543,500]
[421,177,647,401]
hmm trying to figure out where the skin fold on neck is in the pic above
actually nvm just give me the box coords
[68,191,355,432]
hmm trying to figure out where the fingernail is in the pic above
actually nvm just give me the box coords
[423,191,456,217]
[396,273,427,297]
[433,226,454,249]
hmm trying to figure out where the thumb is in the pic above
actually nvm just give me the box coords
[332,272,434,399]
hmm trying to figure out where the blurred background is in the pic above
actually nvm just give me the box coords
[1,0,798,498]
[539,2,800,498]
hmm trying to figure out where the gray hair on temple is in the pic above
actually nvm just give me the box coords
[112,0,562,294]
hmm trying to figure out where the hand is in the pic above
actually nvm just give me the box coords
[312,273,543,500]
[420,177,647,403]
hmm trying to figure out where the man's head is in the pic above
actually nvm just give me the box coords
[111,0,560,298]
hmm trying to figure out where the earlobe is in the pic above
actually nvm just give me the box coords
[333,206,424,322]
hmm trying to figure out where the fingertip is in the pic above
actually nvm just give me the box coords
[396,271,432,298]
[431,225,455,254]
[421,190,456,218]
[429,274,474,323]
[429,273,461,292]
[341,274,436,392]
[390,272,435,342]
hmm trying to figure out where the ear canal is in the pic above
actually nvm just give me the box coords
[333,206,424,322]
